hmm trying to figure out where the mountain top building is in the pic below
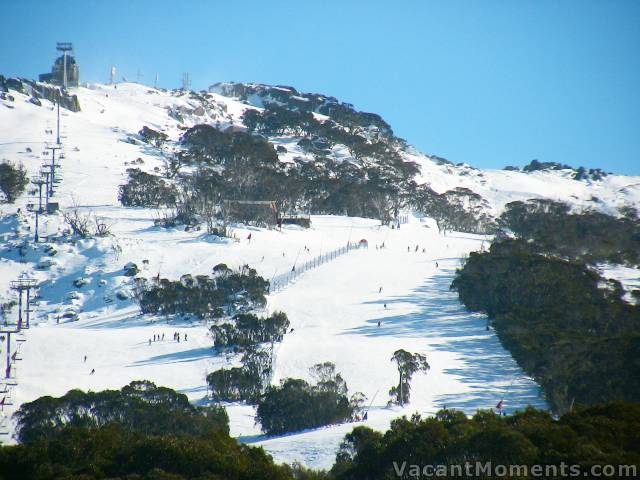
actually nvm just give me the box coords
[39,43,79,88]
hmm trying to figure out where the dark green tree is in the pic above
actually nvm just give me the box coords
[0,161,28,203]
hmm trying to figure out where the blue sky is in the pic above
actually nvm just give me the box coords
[1,0,639,174]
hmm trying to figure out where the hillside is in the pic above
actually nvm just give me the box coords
[0,77,638,468]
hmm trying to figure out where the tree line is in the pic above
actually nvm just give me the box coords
[134,264,269,318]
[332,403,640,479]
[499,198,640,265]
[451,238,640,413]
[123,120,497,234]
[5,382,639,479]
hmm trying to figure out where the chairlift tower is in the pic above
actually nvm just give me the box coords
[2,278,37,381]
[29,176,46,242]
[46,146,62,196]
[40,169,52,211]
[56,99,61,145]
[56,42,73,90]
[9,279,38,330]
[31,176,45,213]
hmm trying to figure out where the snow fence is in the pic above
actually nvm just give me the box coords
[268,241,363,294]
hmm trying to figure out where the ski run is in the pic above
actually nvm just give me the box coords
[2,81,638,468]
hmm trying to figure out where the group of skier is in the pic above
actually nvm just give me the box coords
[408,244,428,253]
[147,332,187,346]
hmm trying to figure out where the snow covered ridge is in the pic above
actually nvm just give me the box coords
[207,80,640,216]
[209,81,394,137]
[1,75,638,220]
[0,76,80,112]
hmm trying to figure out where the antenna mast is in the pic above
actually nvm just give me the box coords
[182,72,190,91]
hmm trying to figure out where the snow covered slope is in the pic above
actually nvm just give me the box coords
[0,79,636,467]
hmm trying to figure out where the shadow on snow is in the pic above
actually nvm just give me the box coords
[342,262,546,414]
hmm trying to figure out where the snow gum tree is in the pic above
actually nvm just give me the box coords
[0,160,28,203]
[389,349,430,406]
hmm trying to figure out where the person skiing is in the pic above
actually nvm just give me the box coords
[383,303,387,309]
[407,246,410,252]
[184,333,187,341]
[148,338,151,346]
[435,261,439,268]
[363,411,368,421]
[84,355,87,363]
[162,333,165,341]
[379,286,383,293]
[377,321,381,327]
[90,368,95,375]
[247,232,252,242]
